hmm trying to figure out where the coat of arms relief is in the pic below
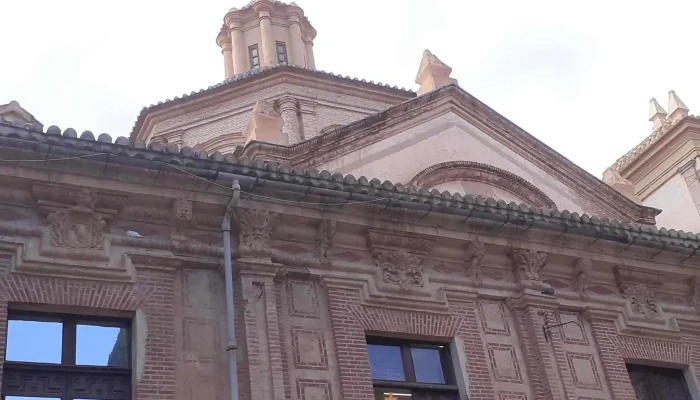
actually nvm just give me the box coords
[47,190,107,250]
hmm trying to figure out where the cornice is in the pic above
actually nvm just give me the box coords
[131,66,413,141]
[408,160,556,209]
[243,85,660,224]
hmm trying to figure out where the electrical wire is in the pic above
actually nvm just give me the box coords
[0,149,392,207]
[0,152,108,162]
[161,161,389,207]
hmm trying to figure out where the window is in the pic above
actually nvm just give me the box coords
[276,42,288,64]
[2,311,132,400]
[367,337,459,400]
[249,44,260,68]
[627,364,691,400]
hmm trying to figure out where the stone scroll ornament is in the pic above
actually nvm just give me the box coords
[572,258,592,296]
[375,249,424,291]
[465,241,485,286]
[315,219,337,266]
[236,209,279,256]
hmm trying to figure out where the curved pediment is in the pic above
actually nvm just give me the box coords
[409,161,556,209]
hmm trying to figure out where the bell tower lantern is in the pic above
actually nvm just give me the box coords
[216,0,317,78]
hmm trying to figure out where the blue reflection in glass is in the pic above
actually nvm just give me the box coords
[6,397,60,400]
[77,324,127,367]
[368,344,406,381]
[411,347,445,384]
[6,320,62,363]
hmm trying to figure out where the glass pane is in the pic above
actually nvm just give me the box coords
[368,344,405,381]
[373,387,412,400]
[411,347,445,384]
[76,324,129,367]
[6,320,62,363]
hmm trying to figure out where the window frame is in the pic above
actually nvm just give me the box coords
[2,310,132,400]
[276,41,288,64]
[249,44,260,68]
[367,336,459,398]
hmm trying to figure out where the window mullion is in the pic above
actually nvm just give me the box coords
[62,318,77,365]
[401,344,416,383]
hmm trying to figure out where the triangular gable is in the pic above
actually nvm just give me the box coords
[0,101,42,129]
[242,85,660,224]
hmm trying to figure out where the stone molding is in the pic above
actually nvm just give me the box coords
[408,160,557,209]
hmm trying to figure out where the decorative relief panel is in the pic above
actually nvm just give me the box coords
[181,269,215,310]
[486,343,523,383]
[498,392,528,400]
[572,258,592,296]
[182,317,220,362]
[478,300,511,336]
[71,375,132,399]
[2,371,66,396]
[184,376,223,400]
[376,249,424,291]
[288,279,320,318]
[292,328,329,369]
[296,379,332,400]
[235,208,278,256]
[510,249,549,289]
[566,352,602,390]
[556,311,588,345]
[465,240,485,285]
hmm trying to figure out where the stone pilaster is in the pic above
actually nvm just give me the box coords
[278,97,301,144]
[287,12,306,66]
[230,22,247,73]
[303,35,315,69]
[217,31,234,79]
[256,6,277,66]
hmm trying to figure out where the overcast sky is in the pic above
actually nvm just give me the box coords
[1,0,698,177]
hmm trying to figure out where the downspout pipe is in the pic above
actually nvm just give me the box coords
[222,180,241,400]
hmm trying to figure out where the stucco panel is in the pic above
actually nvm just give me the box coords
[643,173,700,231]
[318,111,587,213]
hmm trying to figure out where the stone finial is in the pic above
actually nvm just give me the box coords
[668,90,689,124]
[415,50,458,96]
[603,168,641,203]
[242,100,286,145]
[648,98,667,131]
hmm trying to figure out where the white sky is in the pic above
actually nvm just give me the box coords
[1,0,698,177]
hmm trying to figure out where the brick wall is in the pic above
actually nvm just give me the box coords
[0,262,175,399]
[149,83,396,148]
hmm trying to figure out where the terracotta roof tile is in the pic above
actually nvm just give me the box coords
[2,118,700,251]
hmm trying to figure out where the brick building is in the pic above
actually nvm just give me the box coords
[2,1,700,400]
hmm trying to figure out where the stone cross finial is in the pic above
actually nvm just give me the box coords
[415,49,458,95]
[668,90,689,124]
[242,100,286,145]
[648,98,667,131]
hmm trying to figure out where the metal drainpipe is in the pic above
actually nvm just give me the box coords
[222,180,241,400]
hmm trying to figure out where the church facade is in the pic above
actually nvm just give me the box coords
[2,1,700,400]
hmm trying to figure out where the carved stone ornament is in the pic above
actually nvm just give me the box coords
[689,276,700,310]
[465,241,485,286]
[623,283,660,319]
[510,248,549,289]
[47,190,106,250]
[236,209,278,256]
[375,250,424,291]
[572,258,592,296]
[170,198,193,241]
[315,219,337,265]
[367,230,435,256]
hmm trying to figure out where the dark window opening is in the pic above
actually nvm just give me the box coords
[367,337,459,400]
[276,42,288,64]
[627,364,691,400]
[249,44,260,68]
[2,311,132,400]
